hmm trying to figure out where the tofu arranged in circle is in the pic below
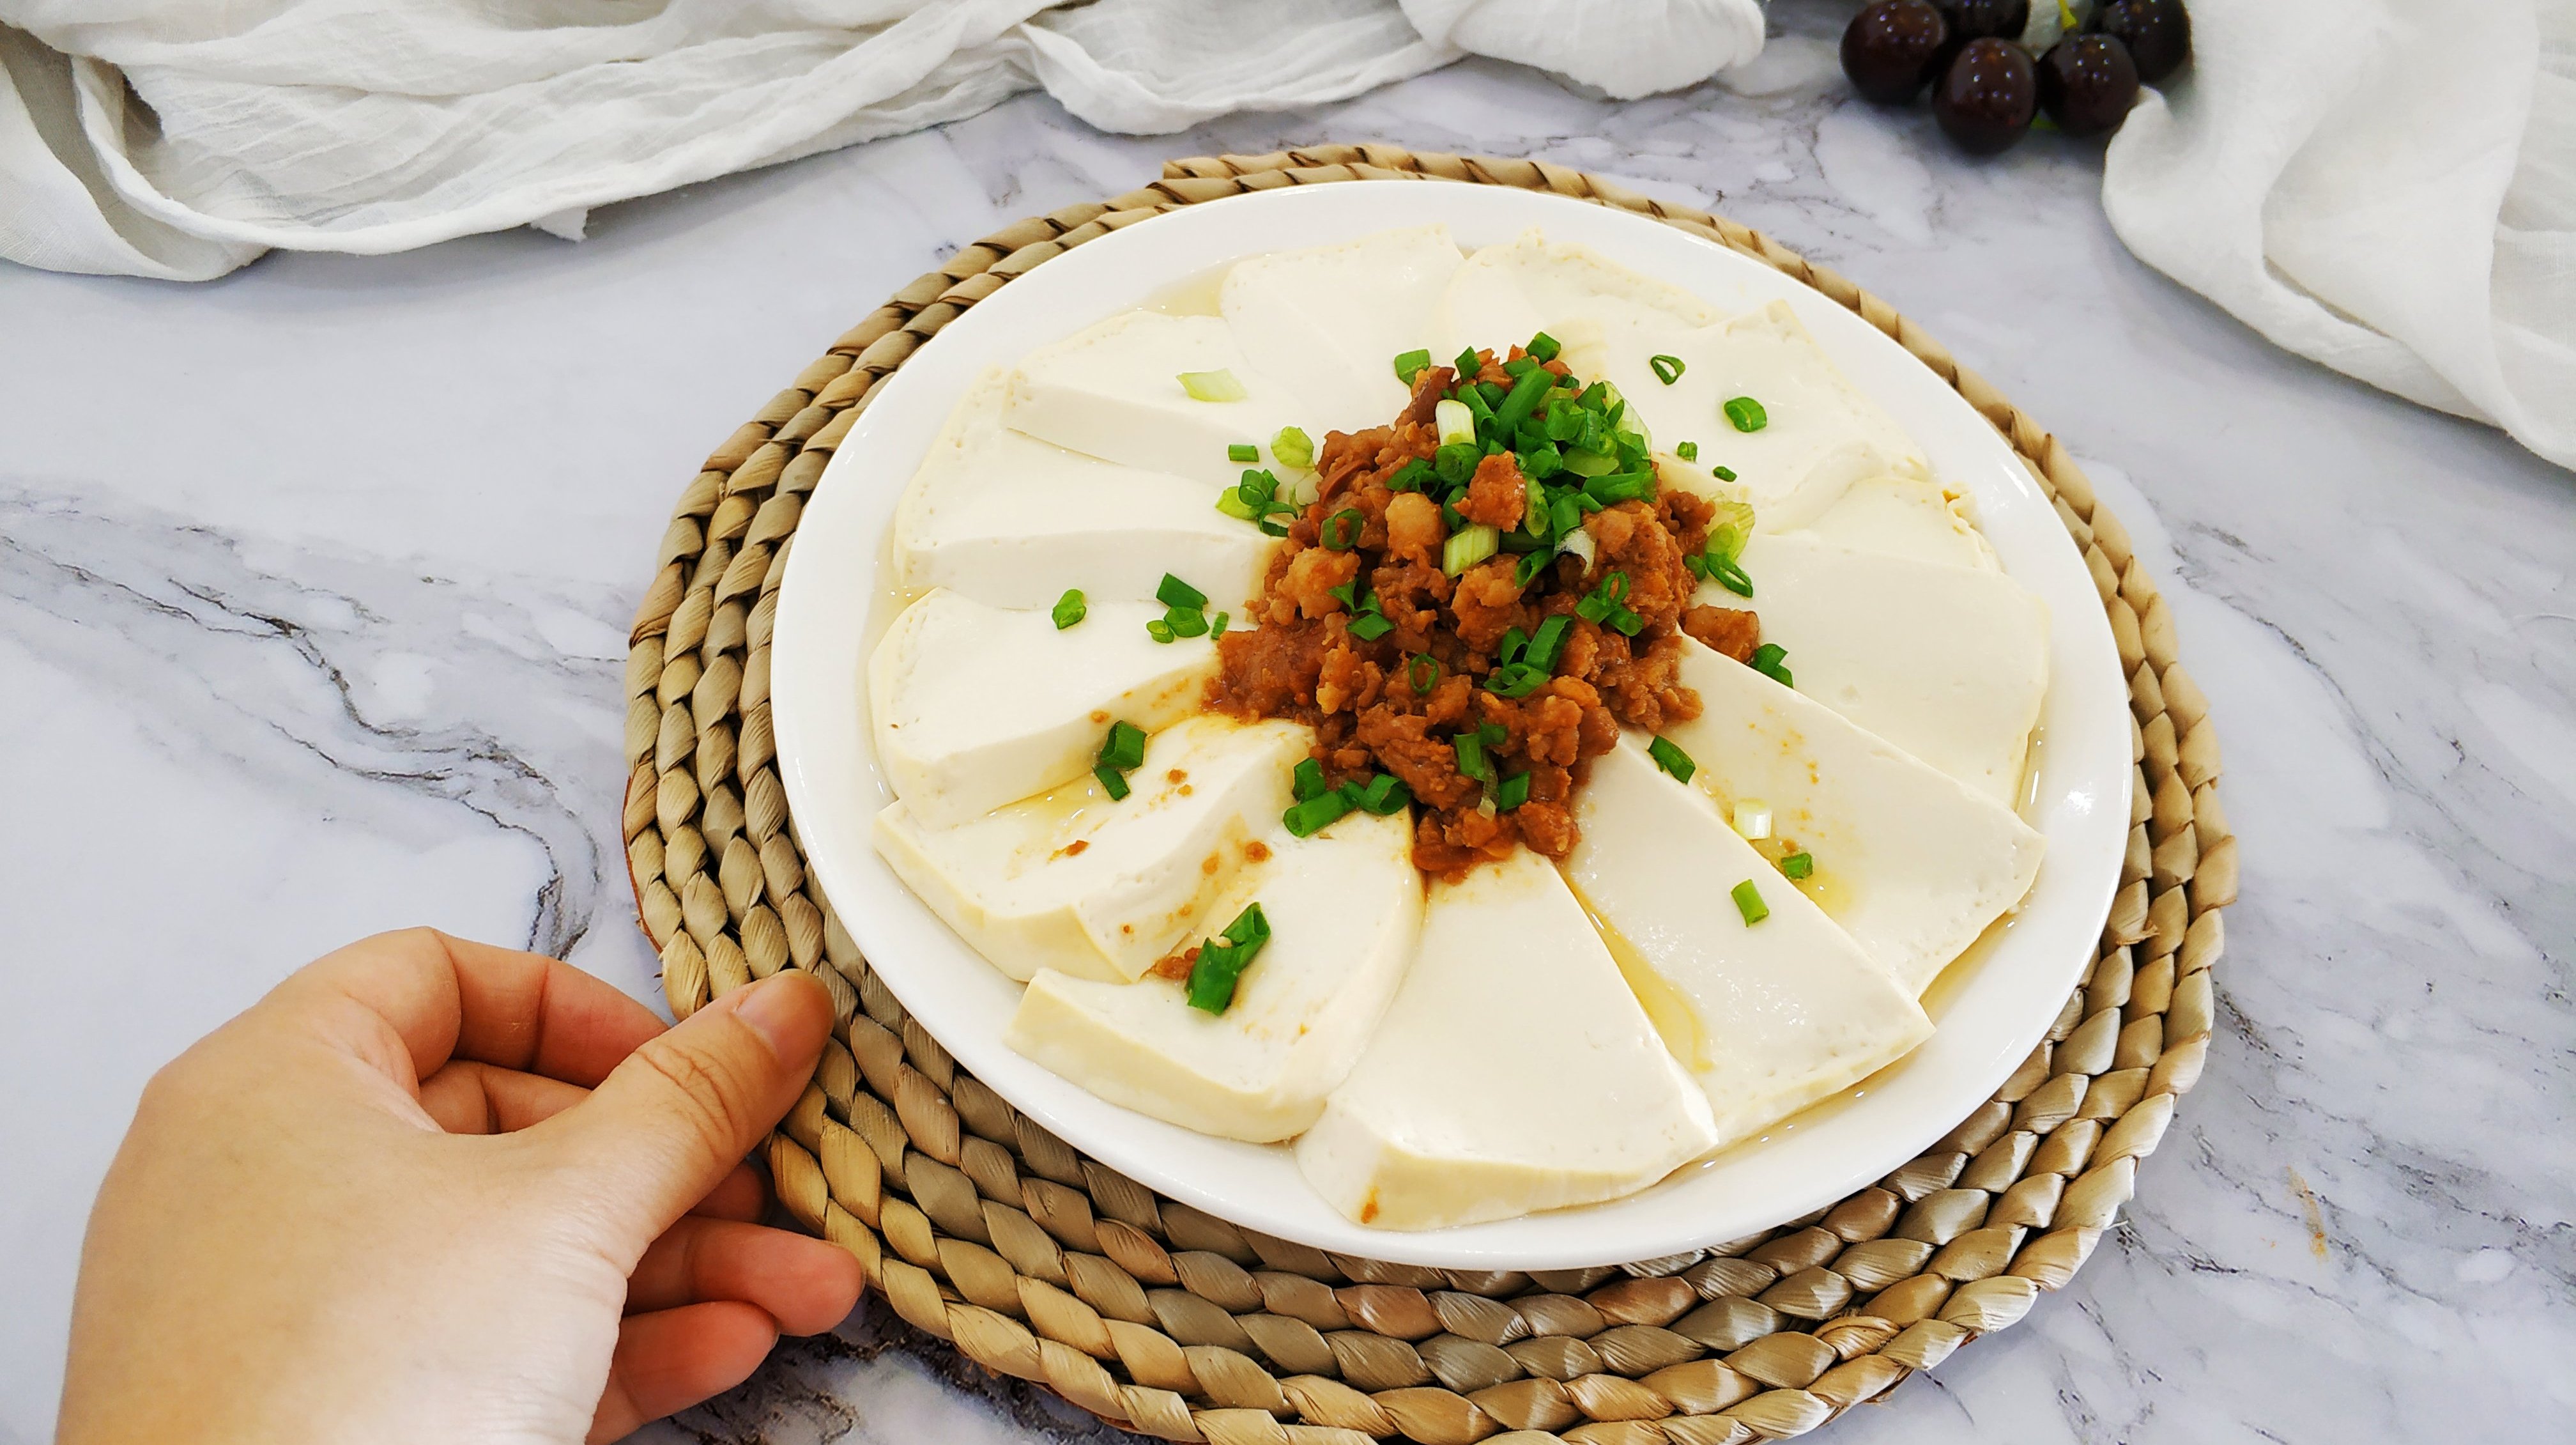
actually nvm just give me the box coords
[893,368,1273,610]
[870,587,1219,829]
[1563,739,1933,1150]
[1005,807,1424,1143]
[1220,224,1464,434]
[1694,533,2050,805]
[1797,472,1998,572]
[873,716,1305,984]
[1658,638,2046,996]
[1006,310,1308,489]
[1295,849,1720,1231]
[1430,228,1725,366]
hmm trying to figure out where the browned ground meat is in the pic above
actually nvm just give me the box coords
[1682,604,1762,663]
[1203,345,1708,878]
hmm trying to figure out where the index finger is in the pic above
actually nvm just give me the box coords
[274,927,667,1088]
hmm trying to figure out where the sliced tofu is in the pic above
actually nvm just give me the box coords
[1295,849,1719,1230]
[1006,311,1310,489]
[1591,301,1931,531]
[1796,472,1997,572]
[870,587,1218,830]
[873,716,1305,984]
[1657,638,2045,996]
[1005,808,1423,1143]
[1561,740,1933,1148]
[892,368,1275,610]
[1692,534,2050,804]
[1432,229,1727,364]
[1220,225,1463,433]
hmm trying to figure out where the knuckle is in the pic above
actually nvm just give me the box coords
[632,1039,753,1168]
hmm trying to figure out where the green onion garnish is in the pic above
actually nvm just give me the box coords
[1098,720,1146,772]
[1712,465,1737,481]
[1583,470,1656,506]
[1782,851,1814,880]
[1494,771,1531,810]
[1282,788,1354,838]
[1389,458,1434,493]
[1493,368,1553,437]
[1452,346,1481,378]
[1094,763,1131,800]
[1499,626,1529,664]
[1443,524,1499,577]
[1292,758,1329,802]
[1211,612,1230,638]
[1156,574,1208,611]
[1322,509,1365,552]
[1145,618,1175,644]
[1436,398,1476,449]
[1051,589,1085,630]
[1650,354,1685,385]
[1731,879,1770,926]
[1179,369,1248,403]
[1484,661,1547,698]
[1409,654,1442,693]
[1514,550,1552,587]
[1351,773,1411,815]
[1227,442,1259,463]
[1393,348,1433,384]
[1165,607,1209,638]
[1647,735,1696,784]
[1348,610,1393,642]
[1526,332,1561,363]
[1724,396,1767,432]
[1675,441,1698,461]
[1526,615,1572,672]
[1752,642,1794,688]
[1709,555,1754,598]
[1272,426,1315,470]
[1453,732,1493,784]
[1186,902,1271,1014]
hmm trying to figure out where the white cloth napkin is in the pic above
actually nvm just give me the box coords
[2103,0,2574,470]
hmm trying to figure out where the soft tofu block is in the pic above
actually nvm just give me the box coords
[873,717,1305,983]
[1432,228,1726,363]
[1295,850,1719,1230]
[1795,473,1997,572]
[1658,638,2046,996]
[1563,741,1933,1148]
[1006,311,1310,488]
[893,368,1275,610]
[1220,225,1463,433]
[1006,808,1423,1142]
[1694,534,2049,804]
[870,587,1218,829]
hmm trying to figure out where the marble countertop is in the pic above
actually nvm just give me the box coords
[4,8,2570,1442]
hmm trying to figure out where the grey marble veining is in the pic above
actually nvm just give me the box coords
[3,4,2570,1442]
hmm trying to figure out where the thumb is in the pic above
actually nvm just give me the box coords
[546,969,832,1253]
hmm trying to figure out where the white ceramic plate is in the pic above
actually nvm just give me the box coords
[771,181,2129,1269]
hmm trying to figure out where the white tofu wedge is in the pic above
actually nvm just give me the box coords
[1692,535,2050,804]
[873,717,1306,984]
[892,369,1275,610]
[1562,741,1933,1147]
[1220,225,1463,433]
[1658,638,2045,996]
[1296,850,1719,1230]
[1005,808,1423,1143]
[870,587,1218,829]
[1433,229,1726,364]
[1006,311,1310,489]
[1797,473,1997,572]
[1596,301,1931,530]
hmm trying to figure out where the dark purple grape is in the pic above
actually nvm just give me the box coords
[2091,0,2191,84]
[1841,0,1951,104]
[1934,38,2038,155]
[1938,0,2031,40]
[2039,35,2140,137]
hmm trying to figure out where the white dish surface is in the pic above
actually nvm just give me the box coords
[772,181,2129,1269]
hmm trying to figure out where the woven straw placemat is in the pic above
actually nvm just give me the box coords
[622,144,2234,1444]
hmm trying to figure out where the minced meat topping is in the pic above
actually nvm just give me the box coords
[1204,342,1761,879]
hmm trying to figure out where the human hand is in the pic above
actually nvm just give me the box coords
[56,929,865,1444]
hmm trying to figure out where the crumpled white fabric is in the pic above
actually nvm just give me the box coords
[2104,0,2575,470]
[0,0,1761,280]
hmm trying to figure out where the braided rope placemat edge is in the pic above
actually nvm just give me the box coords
[619,143,2234,1445]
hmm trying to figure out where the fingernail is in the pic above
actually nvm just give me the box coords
[732,973,817,1062]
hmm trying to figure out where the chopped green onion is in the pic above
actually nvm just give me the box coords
[1051,589,1086,630]
[1094,762,1131,800]
[1292,757,1329,802]
[1453,346,1482,378]
[1513,550,1551,587]
[1493,368,1553,437]
[1724,396,1768,433]
[1731,879,1770,926]
[1389,458,1435,493]
[1526,331,1561,362]
[1186,902,1272,1014]
[1443,524,1500,577]
[1409,654,1443,694]
[1526,615,1572,672]
[1351,773,1412,815]
[1498,626,1529,664]
[1156,574,1208,611]
[1647,735,1696,784]
[1348,610,1393,642]
[1583,469,1656,506]
[1561,446,1617,478]
[1478,722,1506,746]
[1650,354,1686,386]
[1733,800,1773,840]
[1485,661,1547,698]
[1179,369,1248,403]
[1165,607,1208,638]
[1453,732,1493,784]
[1782,851,1814,880]
[1707,498,1756,564]
[1675,441,1698,461]
[1575,571,1632,625]
[1211,611,1230,638]
[1145,618,1175,644]
[1215,490,1260,522]
[1434,442,1480,490]
[1494,771,1531,810]
[1227,442,1260,463]
[1272,426,1315,470]
[1098,720,1147,771]
[1282,788,1354,838]
[1393,348,1433,384]
[1751,642,1794,688]
[1436,398,1476,449]
[1712,464,1738,481]
[1322,509,1365,552]
[1708,555,1754,598]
